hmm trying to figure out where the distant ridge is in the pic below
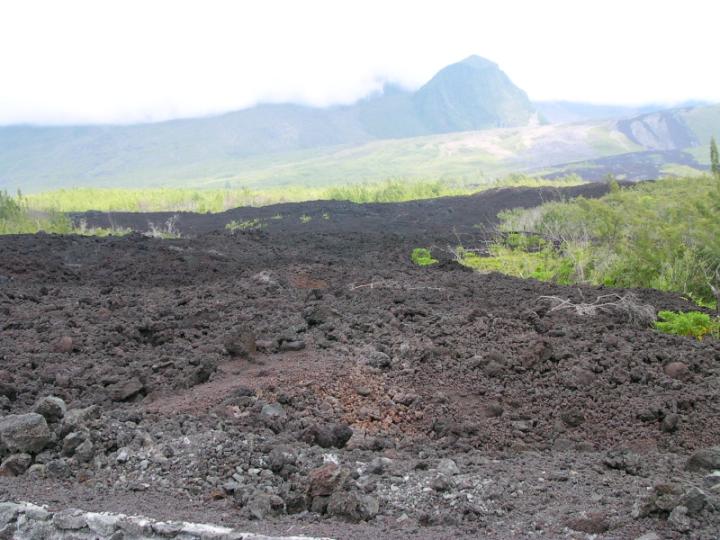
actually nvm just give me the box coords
[0,57,718,192]
[0,56,536,191]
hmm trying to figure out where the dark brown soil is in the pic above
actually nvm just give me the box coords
[1,185,718,539]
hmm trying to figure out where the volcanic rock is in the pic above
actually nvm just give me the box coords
[326,492,379,522]
[686,447,720,472]
[0,453,32,476]
[0,413,51,454]
[33,396,67,423]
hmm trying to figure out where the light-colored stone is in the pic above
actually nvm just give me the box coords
[0,413,51,453]
[53,509,87,530]
[84,512,120,536]
[0,501,335,540]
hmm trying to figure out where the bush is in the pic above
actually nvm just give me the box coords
[0,191,73,234]
[485,175,720,305]
[411,248,438,266]
[655,311,720,340]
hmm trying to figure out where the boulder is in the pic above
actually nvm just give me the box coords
[0,454,32,476]
[33,396,67,423]
[0,414,51,454]
[108,378,145,402]
[246,492,285,520]
[308,463,345,497]
[686,447,720,472]
[223,329,256,358]
[327,492,379,522]
[306,423,353,449]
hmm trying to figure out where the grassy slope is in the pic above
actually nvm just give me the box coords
[23,177,585,214]
[2,106,717,193]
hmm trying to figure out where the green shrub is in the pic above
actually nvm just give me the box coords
[655,310,720,340]
[411,248,438,266]
[225,218,265,231]
[0,190,73,234]
[488,175,720,304]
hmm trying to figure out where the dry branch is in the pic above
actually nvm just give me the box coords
[538,293,656,327]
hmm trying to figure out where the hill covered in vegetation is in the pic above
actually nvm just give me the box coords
[2,52,717,193]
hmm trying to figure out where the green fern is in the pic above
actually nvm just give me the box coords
[655,310,720,340]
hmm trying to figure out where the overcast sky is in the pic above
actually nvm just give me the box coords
[1,0,718,125]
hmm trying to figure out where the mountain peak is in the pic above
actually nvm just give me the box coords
[412,55,535,132]
[458,55,498,70]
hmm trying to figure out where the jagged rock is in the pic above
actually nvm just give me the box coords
[0,454,32,476]
[260,403,286,419]
[268,445,296,473]
[53,336,74,353]
[308,463,345,497]
[327,492,379,522]
[367,457,392,475]
[436,458,460,476]
[224,329,256,358]
[668,505,691,532]
[279,340,306,352]
[33,396,67,423]
[62,431,88,457]
[61,406,101,436]
[303,305,333,326]
[108,377,145,402]
[0,413,51,454]
[84,512,120,536]
[306,423,353,449]
[664,362,689,380]
[661,413,680,433]
[679,487,707,514]
[561,408,585,427]
[686,446,720,472]
[52,509,86,530]
[0,382,17,402]
[366,351,391,368]
[603,448,642,476]
[247,492,285,520]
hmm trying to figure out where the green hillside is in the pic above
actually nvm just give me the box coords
[0,56,536,192]
[0,51,717,193]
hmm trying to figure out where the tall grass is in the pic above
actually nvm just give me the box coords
[472,175,720,305]
[24,176,584,214]
[0,191,73,234]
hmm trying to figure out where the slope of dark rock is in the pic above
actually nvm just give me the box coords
[1,187,718,539]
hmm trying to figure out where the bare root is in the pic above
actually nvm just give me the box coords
[538,293,656,327]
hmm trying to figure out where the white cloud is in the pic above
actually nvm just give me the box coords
[0,0,718,125]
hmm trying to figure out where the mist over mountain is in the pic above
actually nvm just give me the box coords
[0,56,536,191]
[535,100,713,124]
[0,55,717,192]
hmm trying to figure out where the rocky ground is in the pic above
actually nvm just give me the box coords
[0,186,719,539]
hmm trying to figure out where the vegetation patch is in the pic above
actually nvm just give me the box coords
[461,169,720,306]
[24,176,585,214]
[411,248,439,266]
[655,310,720,340]
[0,191,73,235]
[225,218,265,231]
